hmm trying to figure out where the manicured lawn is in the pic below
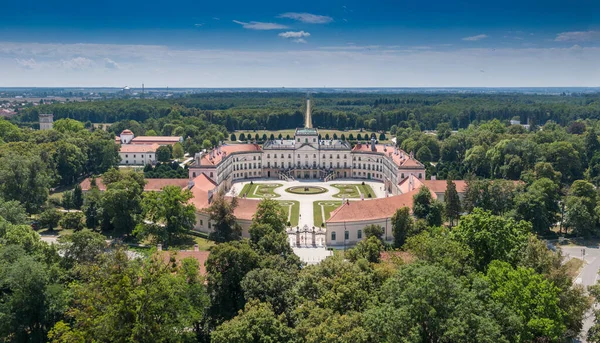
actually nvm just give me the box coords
[285,186,327,195]
[239,183,282,198]
[277,200,300,226]
[331,183,375,199]
[313,200,343,227]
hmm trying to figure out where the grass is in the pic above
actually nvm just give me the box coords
[313,200,343,227]
[227,129,393,143]
[331,183,376,198]
[239,183,282,198]
[564,258,584,279]
[277,200,300,226]
[286,186,327,195]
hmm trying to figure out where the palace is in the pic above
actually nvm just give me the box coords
[187,98,425,196]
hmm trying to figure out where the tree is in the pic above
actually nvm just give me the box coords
[346,236,385,263]
[59,212,85,232]
[0,154,51,213]
[172,142,184,159]
[451,208,531,271]
[53,118,85,133]
[391,207,413,248]
[156,145,172,162]
[53,141,86,185]
[412,186,443,226]
[379,132,386,141]
[0,197,28,225]
[61,191,74,211]
[485,260,566,341]
[135,186,196,246]
[58,229,106,266]
[101,170,145,237]
[252,199,287,233]
[72,184,84,210]
[82,185,103,229]
[365,263,506,343]
[230,133,237,141]
[39,207,62,231]
[207,193,242,243]
[416,146,433,162]
[211,301,295,343]
[444,179,461,226]
[405,228,474,276]
[363,224,384,240]
[513,178,560,235]
[206,240,260,322]
[241,268,295,315]
[586,130,600,160]
[463,179,517,215]
[0,252,67,342]
[52,249,207,342]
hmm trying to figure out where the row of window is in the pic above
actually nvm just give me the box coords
[354,163,382,171]
[234,156,261,161]
[266,153,348,159]
[266,161,348,168]
[233,163,261,170]
[234,171,261,178]
[124,154,147,158]
[330,230,362,241]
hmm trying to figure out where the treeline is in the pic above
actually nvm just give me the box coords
[17,92,600,132]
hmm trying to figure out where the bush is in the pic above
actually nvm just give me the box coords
[362,181,365,185]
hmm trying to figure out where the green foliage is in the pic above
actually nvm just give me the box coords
[363,224,384,239]
[144,161,188,178]
[0,197,28,225]
[346,236,385,263]
[72,184,84,210]
[59,212,85,232]
[39,207,63,231]
[172,142,184,159]
[0,153,51,213]
[211,300,295,343]
[463,179,519,215]
[58,229,106,266]
[391,207,413,248]
[412,186,443,226]
[444,179,461,226]
[451,208,531,271]
[82,186,102,229]
[53,118,85,133]
[156,145,172,162]
[135,186,196,245]
[207,193,242,243]
[101,169,146,237]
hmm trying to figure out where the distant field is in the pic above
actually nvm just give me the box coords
[227,129,392,143]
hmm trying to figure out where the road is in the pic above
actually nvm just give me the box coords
[560,244,600,342]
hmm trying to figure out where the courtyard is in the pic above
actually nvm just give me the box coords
[227,179,387,262]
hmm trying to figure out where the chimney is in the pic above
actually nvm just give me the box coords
[193,244,199,252]
[431,175,436,181]
[157,244,162,251]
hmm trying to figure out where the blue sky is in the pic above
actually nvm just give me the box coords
[1,0,599,87]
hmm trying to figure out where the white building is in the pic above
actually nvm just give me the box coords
[114,129,183,165]
[39,113,54,130]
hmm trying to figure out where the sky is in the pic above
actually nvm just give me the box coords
[1,0,599,87]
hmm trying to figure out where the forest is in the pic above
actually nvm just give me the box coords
[2,91,600,342]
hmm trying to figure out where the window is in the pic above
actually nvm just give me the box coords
[297,154,300,158]
[193,172,196,177]
[210,172,213,177]
[253,156,256,160]
[134,155,136,158]
[281,154,284,158]
[330,154,333,159]
[419,173,422,178]
[313,154,316,158]
[344,231,349,240]
[298,139,300,142]
[125,154,128,158]
[141,155,144,158]
[288,154,291,158]
[313,138,316,142]
[331,231,336,241]
[337,154,340,159]
[401,173,405,179]
[305,154,308,158]
[208,222,211,229]
[344,155,347,159]
[305,138,308,143]
[357,230,362,239]
[323,154,326,158]
[267,154,270,158]
[200,220,203,226]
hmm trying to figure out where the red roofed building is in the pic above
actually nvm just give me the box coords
[115,129,183,165]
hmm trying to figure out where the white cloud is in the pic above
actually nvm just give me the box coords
[15,58,37,69]
[278,12,333,24]
[293,39,307,44]
[278,31,310,39]
[194,23,204,27]
[555,30,600,42]
[60,57,95,70]
[462,34,489,41]
[104,58,120,69]
[1,41,599,87]
[233,20,288,30]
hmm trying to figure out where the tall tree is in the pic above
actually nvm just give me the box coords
[135,186,196,245]
[82,184,103,229]
[391,207,413,248]
[0,154,51,213]
[444,179,461,226]
[72,184,84,210]
[412,186,443,227]
[207,193,242,243]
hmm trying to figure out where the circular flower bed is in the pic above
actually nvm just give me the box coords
[285,186,328,195]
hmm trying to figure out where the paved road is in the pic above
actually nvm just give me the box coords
[559,244,600,343]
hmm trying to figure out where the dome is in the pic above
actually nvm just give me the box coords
[121,129,134,135]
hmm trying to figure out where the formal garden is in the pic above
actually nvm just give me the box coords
[313,200,343,227]
[239,182,282,198]
[331,183,375,198]
[285,186,328,195]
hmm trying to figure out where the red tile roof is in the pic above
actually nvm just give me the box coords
[160,250,210,275]
[119,144,160,153]
[121,129,134,135]
[423,180,468,194]
[199,144,262,166]
[352,143,423,168]
[80,177,189,192]
[188,174,218,210]
[327,189,421,223]
[231,198,259,221]
[131,136,182,145]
